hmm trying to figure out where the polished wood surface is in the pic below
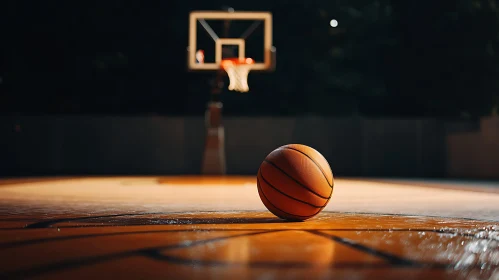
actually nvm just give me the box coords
[0,177,498,279]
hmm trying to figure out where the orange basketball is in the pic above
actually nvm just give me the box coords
[257,144,334,221]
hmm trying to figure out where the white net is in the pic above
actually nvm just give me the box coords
[221,59,254,92]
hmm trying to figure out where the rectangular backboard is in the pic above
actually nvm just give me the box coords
[188,11,274,71]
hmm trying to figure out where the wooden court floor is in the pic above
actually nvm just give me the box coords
[0,176,498,280]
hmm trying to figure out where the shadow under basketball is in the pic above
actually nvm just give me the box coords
[91,216,294,226]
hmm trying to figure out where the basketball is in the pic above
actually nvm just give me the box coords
[257,144,334,221]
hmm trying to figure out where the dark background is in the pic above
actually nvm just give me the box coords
[1,0,498,118]
[1,0,498,178]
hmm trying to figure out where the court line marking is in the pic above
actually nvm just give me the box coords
[1,210,497,230]
[2,228,496,279]
[0,230,276,278]
[311,230,419,265]
[0,228,490,250]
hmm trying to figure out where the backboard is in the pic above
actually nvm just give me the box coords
[187,11,275,72]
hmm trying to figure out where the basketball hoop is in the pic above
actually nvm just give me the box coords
[221,58,254,92]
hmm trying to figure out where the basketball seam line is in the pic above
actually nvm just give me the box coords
[280,146,333,188]
[263,159,332,199]
[259,171,326,208]
[257,171,321,219]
